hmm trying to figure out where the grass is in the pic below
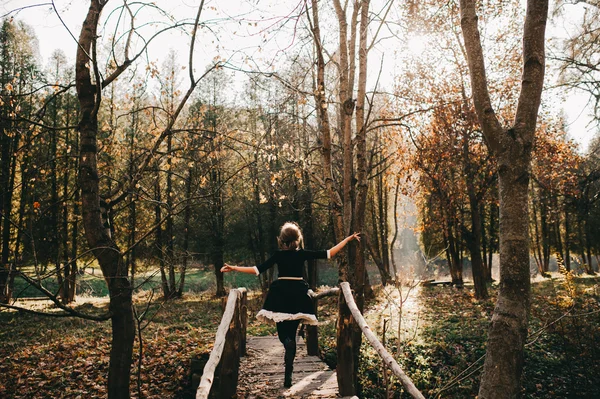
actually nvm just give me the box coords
[0,292,223,399]
[348,273,600,398]
[3,265,597,398]
[10,260,356,299]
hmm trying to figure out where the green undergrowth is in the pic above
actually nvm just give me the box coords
[2,271,597,398]
[315,274,600,398]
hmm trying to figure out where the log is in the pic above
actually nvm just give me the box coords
[196,289,242,399]
[420,280,452,287]
[310,287,340,300]
[340,282,425,399]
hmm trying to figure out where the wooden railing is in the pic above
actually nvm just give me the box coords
[340,282,425,399]
[196,283,423,399]
[306,287,340,355]
[196,287,247,399]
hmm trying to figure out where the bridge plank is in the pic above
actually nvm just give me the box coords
[238,336,340,398]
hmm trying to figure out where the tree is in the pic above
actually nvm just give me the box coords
[459,0,549,396]
[0,18,39,303]
[554,0,600,125]
[307,0,385,394]
[74,1,207,397]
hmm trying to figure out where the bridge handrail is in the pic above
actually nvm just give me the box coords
[340,282,425,399]
[196,287,247,399]
[306,287,340,355]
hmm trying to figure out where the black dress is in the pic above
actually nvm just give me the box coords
[255,249,330,325]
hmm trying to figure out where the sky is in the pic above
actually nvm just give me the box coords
[2,0,597,151]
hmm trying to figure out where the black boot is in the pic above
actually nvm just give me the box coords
[284,366,293,388]
[283,338,296,388]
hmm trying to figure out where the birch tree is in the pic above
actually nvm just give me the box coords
[459,0,548,396]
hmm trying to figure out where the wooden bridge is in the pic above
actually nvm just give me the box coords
[195,283,425,399]
[237,336,340,398]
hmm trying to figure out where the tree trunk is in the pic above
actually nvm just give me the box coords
[480,150,532,397]
[463,137,488,299]
[0,104,13,304]
[390,184,400,280]
[302,169,318,289]
[75,2,135,397]
[178,166,193,296]
[466,196,487,299]
[564,204,571,271]
[166,133,176,295]
[459,0,548,395]
[531,183,545,276]
[488,199,497,280]
[155,174,169,297]
[71,126,80,287]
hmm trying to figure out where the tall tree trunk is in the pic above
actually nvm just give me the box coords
[62,123,72,303]
[553,197,563,267]
[390,183,400,280]
[540,198,550,273]
[178,166,193,296]
[531,183,544,275]
[1,114,19,303]
[459,0,548,396]
[302,168,318,289]
[584,206,594,274]
[466,194,487,298]
[0,101,14,303]
[463,137,487,299]
[488,198,497,280]
[12,144,31,301]
[75,3,135,398]
[51,106,63,299]
[155,174,169,297]
[564,204,571,271]
[166,133,176,295]
[310,0,354,395]
[71,125,80,289]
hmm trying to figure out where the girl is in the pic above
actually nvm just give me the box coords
[220,222,360,388]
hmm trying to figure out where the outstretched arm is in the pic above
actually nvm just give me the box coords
[220,264,259,275]
[329,232,361,258]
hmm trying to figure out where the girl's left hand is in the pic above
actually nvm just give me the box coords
[349,232,361,242]
[220,263,235,273]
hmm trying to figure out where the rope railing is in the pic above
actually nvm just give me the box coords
[340,282,426,399]
[196,287,247,399]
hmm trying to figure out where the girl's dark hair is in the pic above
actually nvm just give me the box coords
[277,222,304,250]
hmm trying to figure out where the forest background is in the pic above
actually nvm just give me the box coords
[1,0,599,398]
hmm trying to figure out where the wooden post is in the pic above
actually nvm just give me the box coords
[306,288,340,356]
[238,288,247,356]
[340,282,425,399]
[212,295,241,399]
[197,288,246,399]
[306,294,319,356]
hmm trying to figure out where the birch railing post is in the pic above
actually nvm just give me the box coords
[196,288,247,399]
[340,282,426,399]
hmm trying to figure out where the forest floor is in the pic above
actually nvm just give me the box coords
[1,270,599,398]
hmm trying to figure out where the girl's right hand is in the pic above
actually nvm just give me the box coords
[221,263,235,273]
